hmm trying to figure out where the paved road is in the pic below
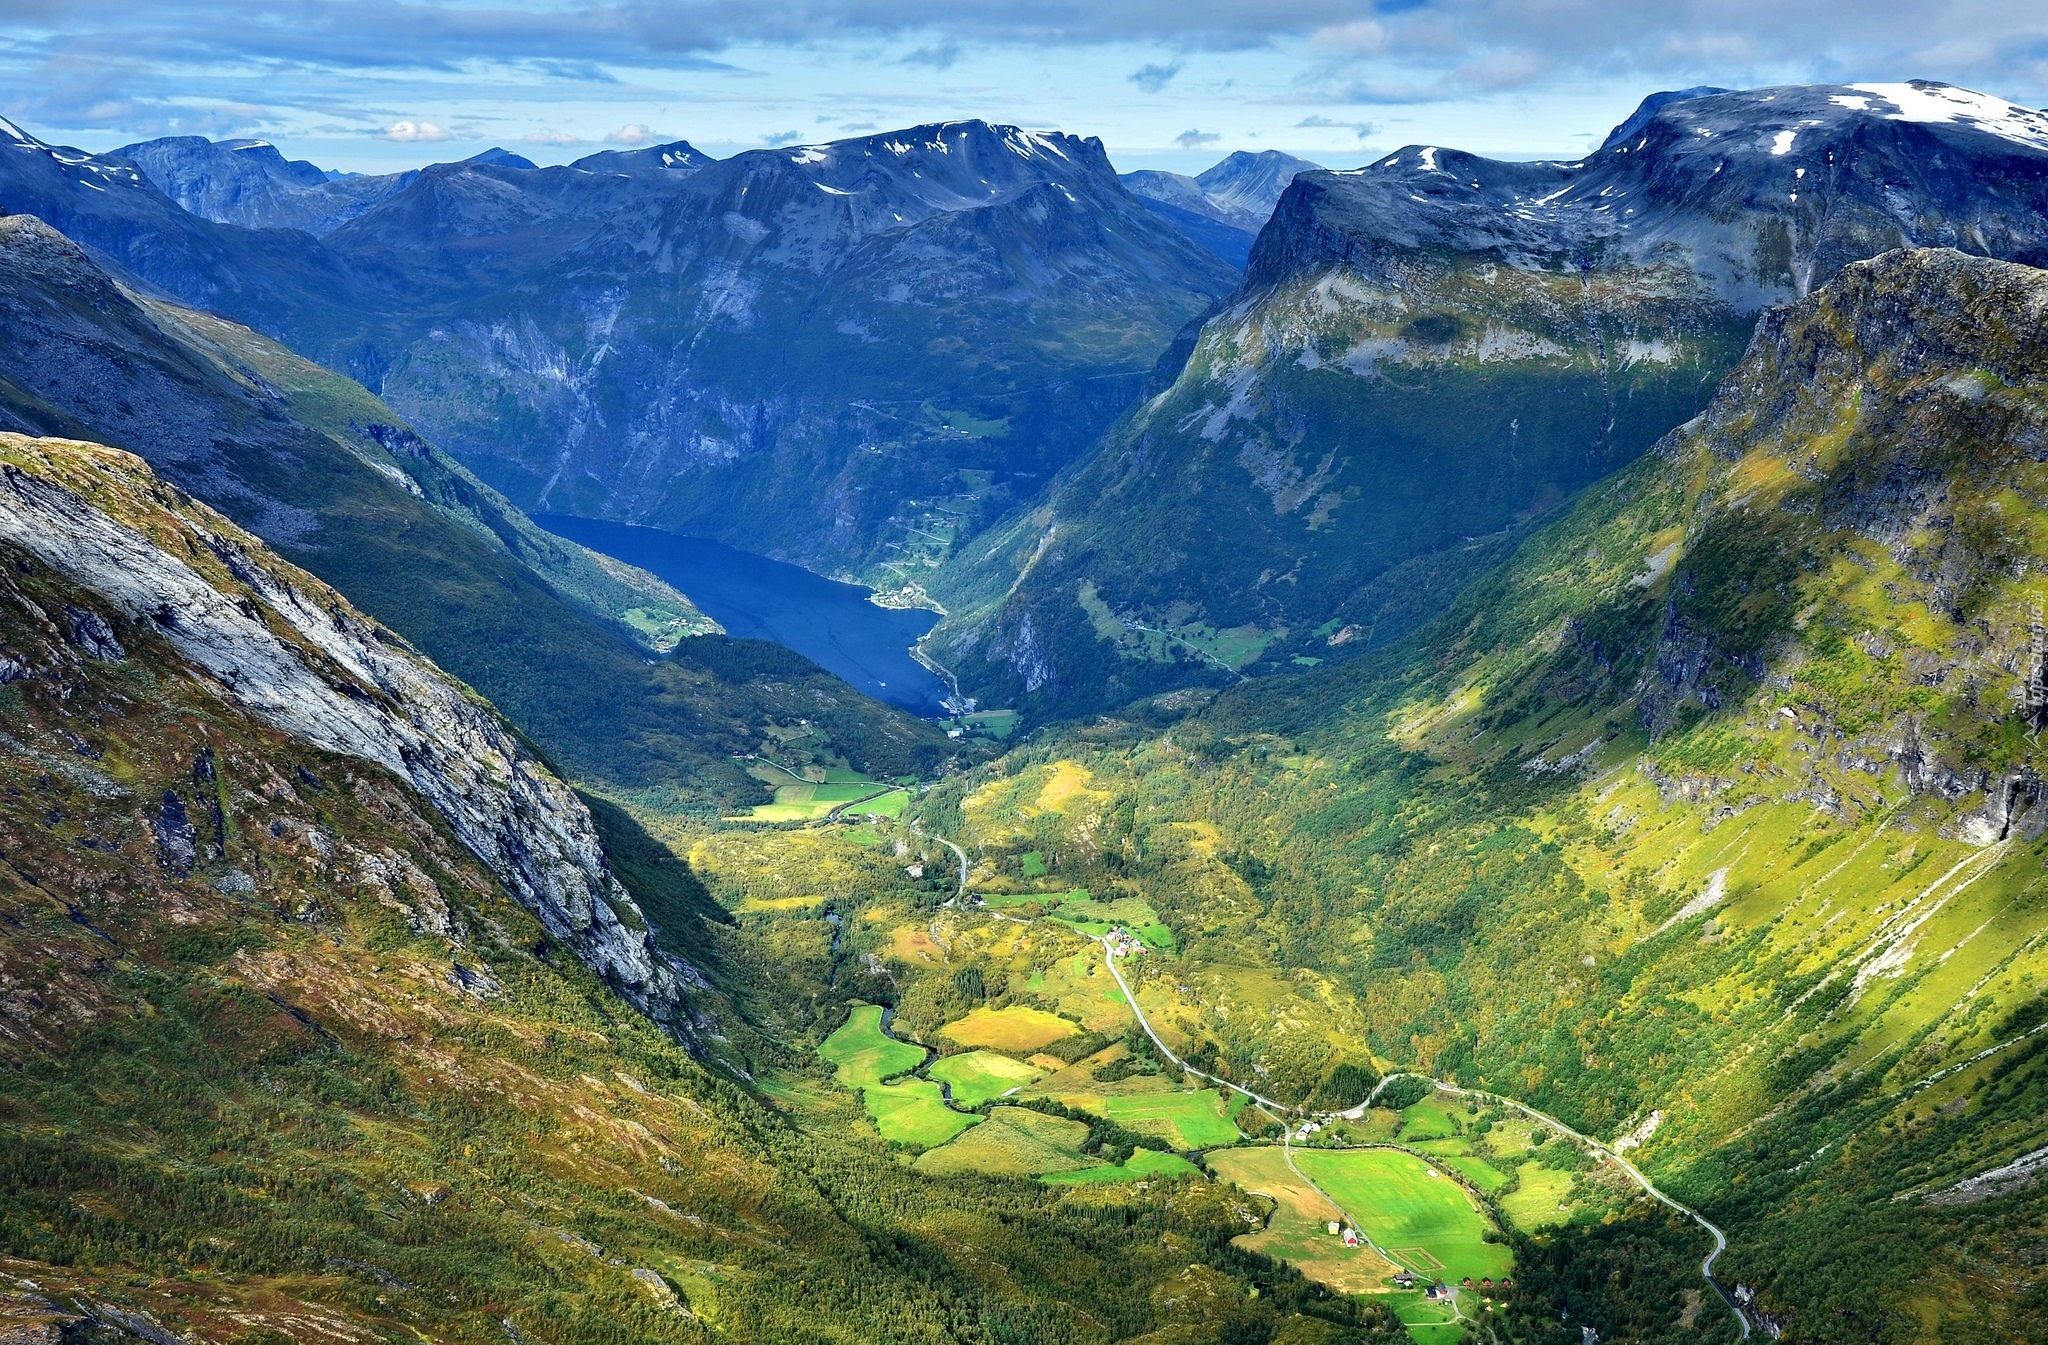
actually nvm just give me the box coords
[1103,942,1750,1341]
[1363,1073,1749,1340]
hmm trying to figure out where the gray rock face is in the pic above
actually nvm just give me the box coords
[112,136,333,226]
[0,436,704,1033]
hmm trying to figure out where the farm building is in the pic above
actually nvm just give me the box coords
[1341,1228,1360,1247]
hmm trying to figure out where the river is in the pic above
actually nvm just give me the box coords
[534,515,951,716]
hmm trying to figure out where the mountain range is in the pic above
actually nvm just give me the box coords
[927,81,2048,717]
[3,116,1236,598]
[3,75,2048,1345]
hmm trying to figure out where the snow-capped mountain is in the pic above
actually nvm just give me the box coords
[935,81,2048,715]
[0,115,1233,575]
[1122,149,1322,266]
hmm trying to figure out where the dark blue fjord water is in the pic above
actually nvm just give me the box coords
[534,515,949,716]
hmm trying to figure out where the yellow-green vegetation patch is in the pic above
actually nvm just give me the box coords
[1394,1098,1464,1142]
[1208,1147,1401,1296]
[1293,1149,1511,1285]
[1499,1162,1576,1232]
[929,1050,1043,1107]
[1443,1154,1509,1193]
[846,789,908,818]
[1098,1089,1239,1149]
[980,888,1087,910]
[939,1005,1081,1052]
[912,1106,1095,1177]
[866,1079,979,1148]
[820,1004,924,1088]
[1039,1148,1201,1184]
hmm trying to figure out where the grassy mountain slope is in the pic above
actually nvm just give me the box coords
[915,250,2048,1341]
[0,435,1391,1345]
[0,214,950,814]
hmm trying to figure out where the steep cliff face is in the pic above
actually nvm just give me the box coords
[0,433,706,1035]
[939,81,2048,719]
[0,213,949,811]
[0,435,1319,1345]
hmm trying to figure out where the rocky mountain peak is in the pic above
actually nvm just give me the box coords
[569,137,717,173]
[1250,79,2048,303]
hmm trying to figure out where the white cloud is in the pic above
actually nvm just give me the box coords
[1175,128,1223,149]
[523,128,580,145]
[606,123,659,145]
[383,119,451,142]
[1312,19,1387,55]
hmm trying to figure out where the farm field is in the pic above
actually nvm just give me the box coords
[929,1050,1043,1106]
[910,1106,1096,1177]
[1038,1087,1239,1149]
[938,1005,1080,1052]
[1499,1161,1577,1232]
[731,766,905,821]
[820,1004,924,1088]
[1207,1147,1399,1296]
[1039,1148,1202,1184]
[1293,1148,1512,1286]
[867,1079,979,1147]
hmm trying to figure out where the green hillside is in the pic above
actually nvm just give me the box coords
[875,250,2048,1342]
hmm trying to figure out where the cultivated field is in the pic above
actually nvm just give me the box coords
[820,1004,924,1088]
[929,1050,1042,1107]
[1292,1148,1512,1285]
[866,1079,979,1147]
[938,1005,1080,1052]
[1039,1148,1201,1184]
[1207,1148,1400,1295]
[911,1106,1096,1177]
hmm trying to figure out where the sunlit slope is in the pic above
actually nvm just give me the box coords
[948,249,2048,1340]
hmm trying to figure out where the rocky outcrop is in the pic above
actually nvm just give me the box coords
[0,433,705,1036]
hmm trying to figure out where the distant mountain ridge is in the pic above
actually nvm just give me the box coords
[930,80,2048,718]
[0,115,1234,587]
[1122,149,1323,266]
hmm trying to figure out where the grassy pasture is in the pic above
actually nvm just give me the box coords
[733,770,906,822]
[1055,1089,1239,1149]
[1499,1161,1576,1232]
[912,1106,1095,1177]
[929,1050,1043,1107]
[1039,1148,1201,1185]
[1208,1147,1400,1295]
[939,1005,1080,1052]
[820,1004,926,1088]
[867,1079,979,1147]
[1293,1149,1512,1285]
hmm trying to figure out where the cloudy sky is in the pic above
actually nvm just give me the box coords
[2,0,2045,173]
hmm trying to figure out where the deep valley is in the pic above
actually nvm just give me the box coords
[0,70,2046,1345]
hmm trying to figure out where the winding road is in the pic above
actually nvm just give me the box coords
[1100,939,1751,1341]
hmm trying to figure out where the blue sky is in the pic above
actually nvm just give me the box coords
[3,1,2045,173]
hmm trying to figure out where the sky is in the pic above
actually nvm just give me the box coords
[1,0,2045,174]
